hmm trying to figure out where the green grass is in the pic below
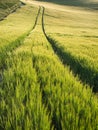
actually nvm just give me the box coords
[0,54,51,130]
[0,6,98,130]
[0,1,98,130]
[0,6,51,130]
[0,5,39,70]
[0,5,38,48]
[44,6,98,91]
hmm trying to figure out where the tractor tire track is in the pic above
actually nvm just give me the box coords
[29,7,57,130]
[0,6,41,82]
[27,6,41,36]
[41,7,98,93]
[33,7,61,130]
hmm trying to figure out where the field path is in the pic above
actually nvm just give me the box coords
[23,2,98,92]
[0,3,98,129]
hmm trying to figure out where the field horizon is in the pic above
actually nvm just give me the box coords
[30,0,98,9]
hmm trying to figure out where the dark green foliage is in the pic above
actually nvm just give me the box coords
[0,0,19,9]
[0,0,21,21]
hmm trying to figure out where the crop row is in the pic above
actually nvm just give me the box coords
[0,53,51,130]
[0,5,98,130]
[0,5,40,79]
[44,8,98,92]
[0,6,52,129]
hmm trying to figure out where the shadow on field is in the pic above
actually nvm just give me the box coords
[37,0,98,9]
[46,37,98,93]
[42,7,98,93]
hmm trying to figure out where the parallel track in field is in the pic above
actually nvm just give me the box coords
[0,4,98,129]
